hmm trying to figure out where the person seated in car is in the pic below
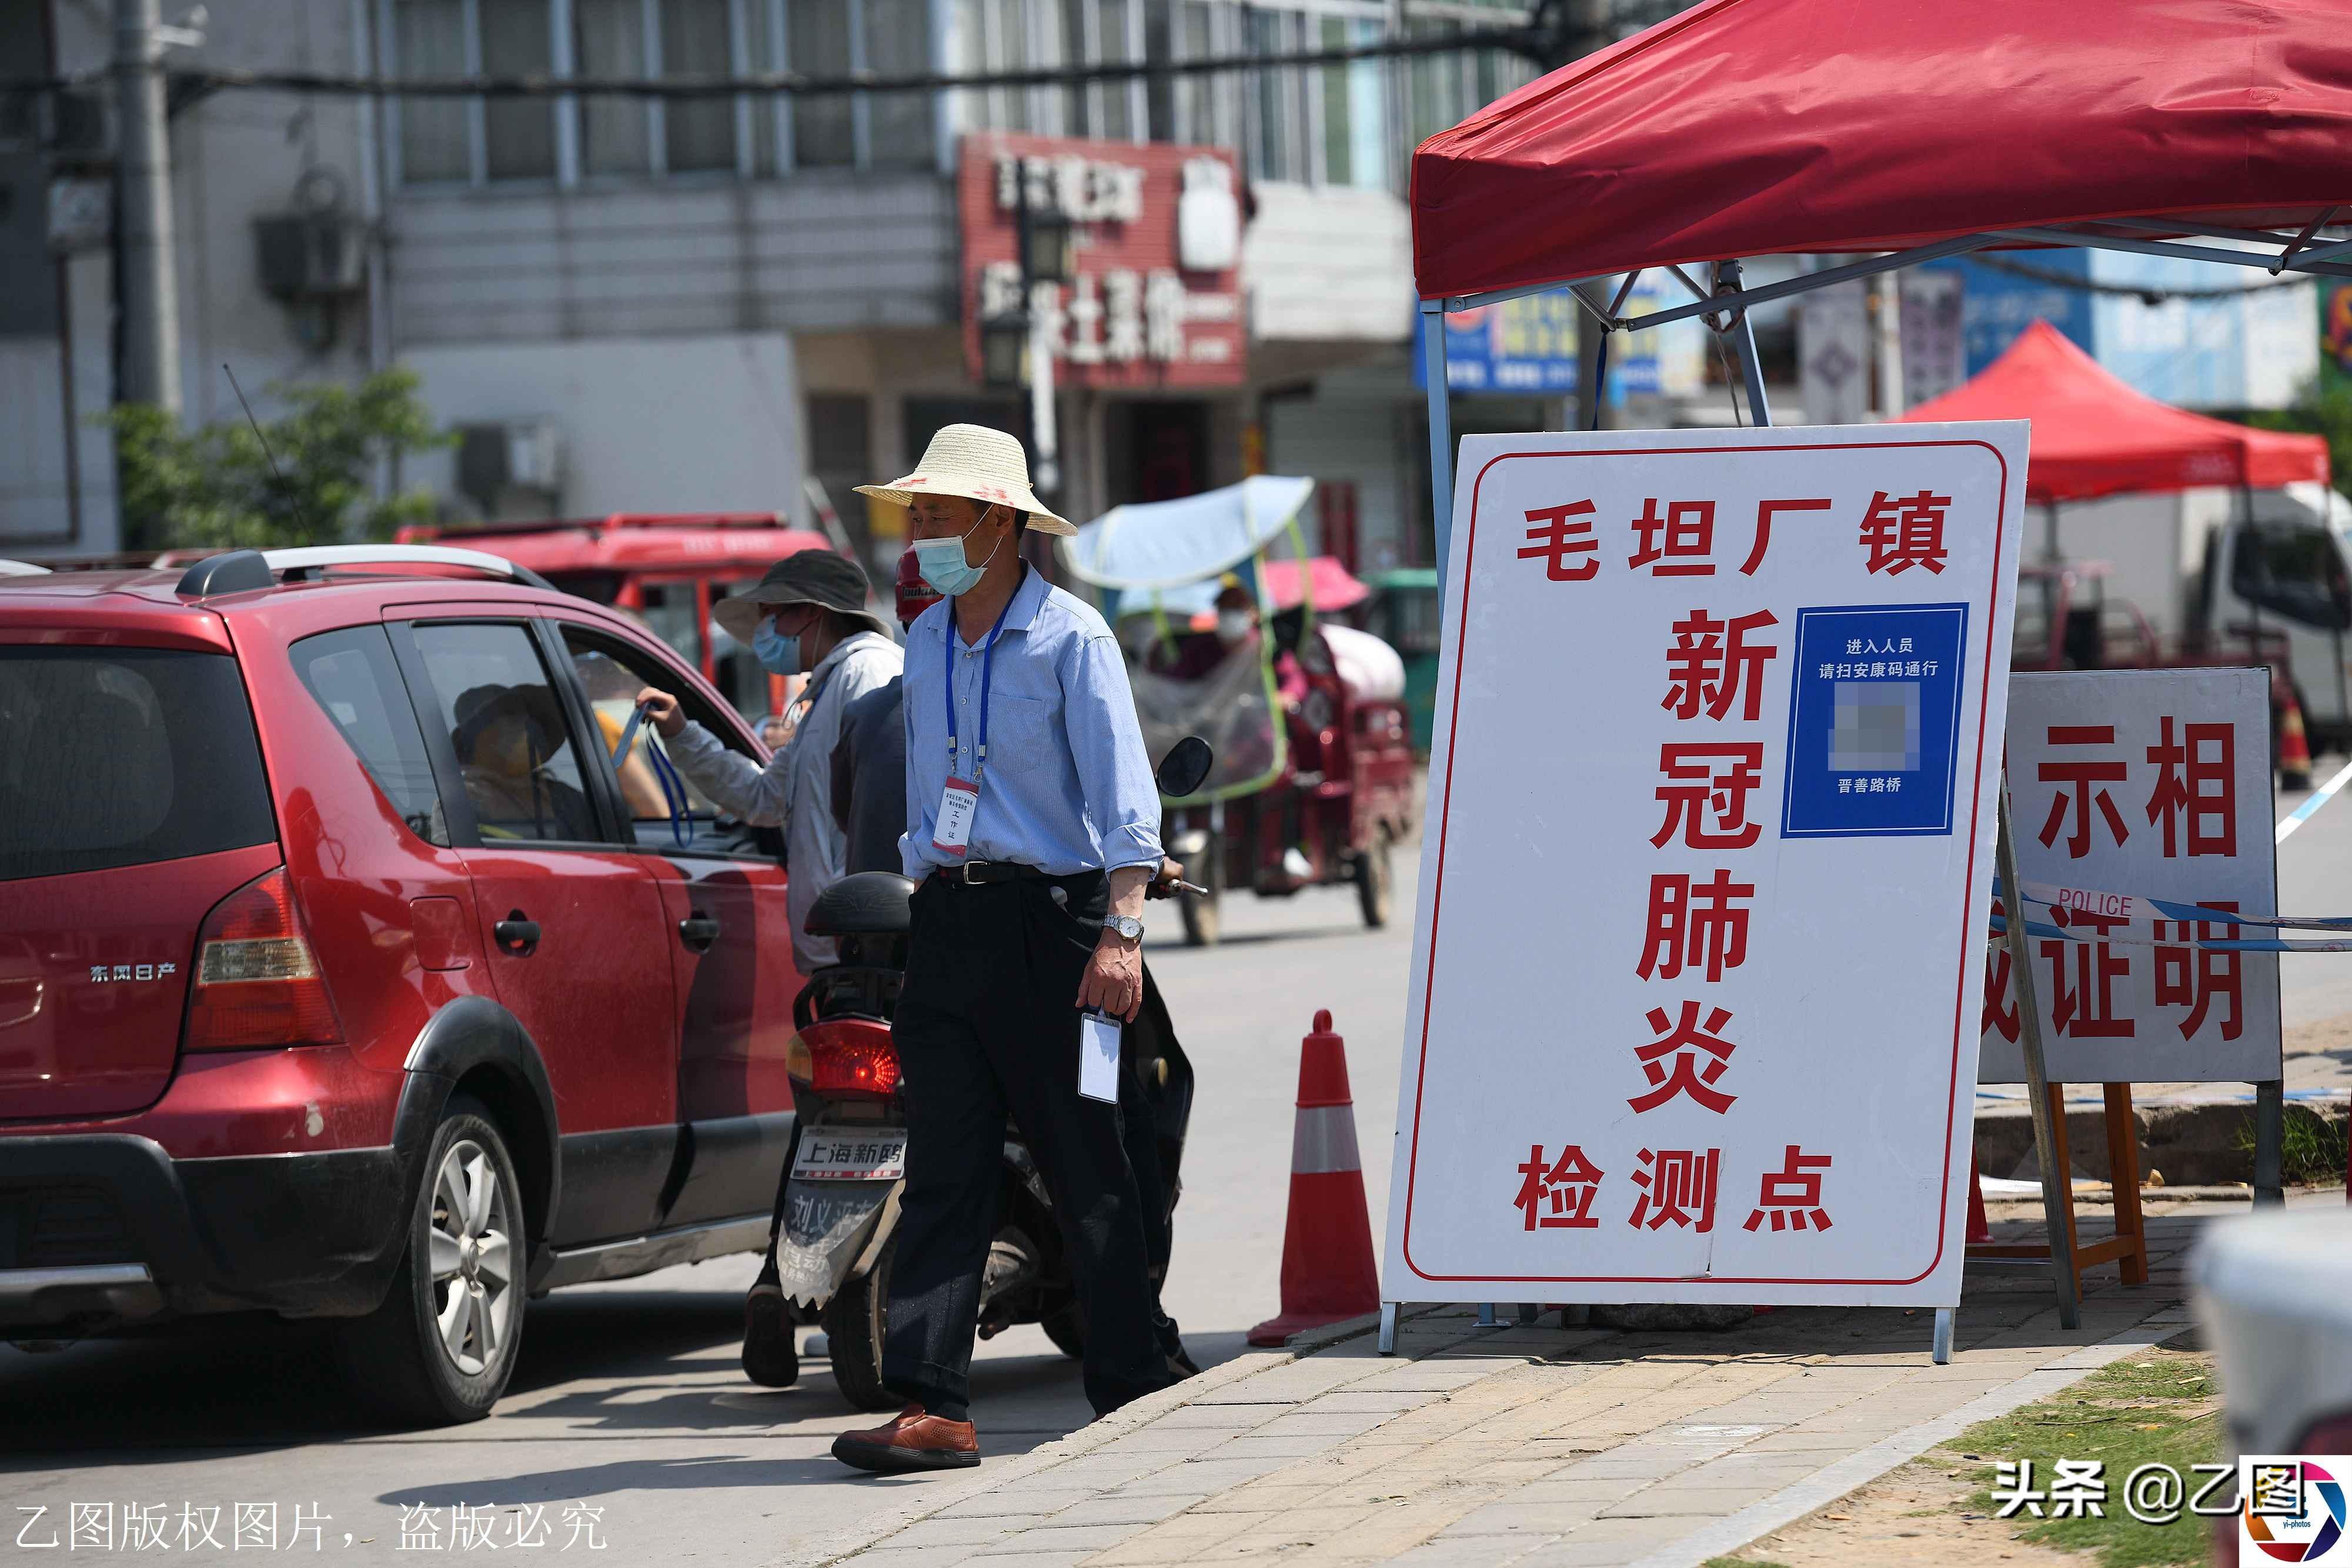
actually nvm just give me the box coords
[450,684,594,840]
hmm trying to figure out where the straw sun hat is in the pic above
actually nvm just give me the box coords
[853,423,1073,536]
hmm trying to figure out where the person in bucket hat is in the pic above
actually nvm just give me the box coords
[634,548,902,978]
[827,425,1192,1475]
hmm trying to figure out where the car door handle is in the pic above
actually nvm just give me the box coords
[678,914,722,952]
[494,914,542,956]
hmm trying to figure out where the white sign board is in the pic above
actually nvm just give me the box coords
[1980,668,2283,1084]
[1384,422,2028,1308]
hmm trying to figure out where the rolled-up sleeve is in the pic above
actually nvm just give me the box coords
[1063,631,1164,871]
[668,722,792,827]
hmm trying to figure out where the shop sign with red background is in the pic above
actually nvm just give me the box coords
[960,132,1246,390]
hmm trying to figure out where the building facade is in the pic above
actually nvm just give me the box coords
[4,0,1542,574]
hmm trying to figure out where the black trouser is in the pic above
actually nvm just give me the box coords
[882,868,1182,1420]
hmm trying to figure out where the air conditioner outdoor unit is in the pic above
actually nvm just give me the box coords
[254,212,369,300]
[457,421,564,519]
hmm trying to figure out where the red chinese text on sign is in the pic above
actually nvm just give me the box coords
[2155,905,2244,1041]
[1637,870,1756,984]
[1629,499,1717,577]
[1662,609,1780,721]
[1519,502,1599,581]
[1744,1146,1835,1232]
[2040,907,2134,1039]
[1514,1144,1605,1231]
[1859,489,1952,576]
[2144,717,2236,859]
[1652,743,1766,850]
[2037,725,2131,859]
[1629,1148,1720,1232]
[1628,1001,1739,1114]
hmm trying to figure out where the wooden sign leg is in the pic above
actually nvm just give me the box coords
[1995,774,2083,1330]
[2103,1082,2149,1286]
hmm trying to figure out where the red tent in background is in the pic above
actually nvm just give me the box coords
[1411,0,2352,303]
[1896,322,2329,502]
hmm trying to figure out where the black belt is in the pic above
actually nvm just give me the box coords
[932,860,1053,887]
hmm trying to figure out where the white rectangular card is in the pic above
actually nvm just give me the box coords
[1078,1010,1121,1103]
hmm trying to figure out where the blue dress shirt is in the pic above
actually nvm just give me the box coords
[900,564,1165,879]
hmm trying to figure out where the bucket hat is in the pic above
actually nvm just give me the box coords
[712,549,893,645]
[853,423,1073,536]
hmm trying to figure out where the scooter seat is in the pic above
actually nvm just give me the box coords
[807,871,916,936]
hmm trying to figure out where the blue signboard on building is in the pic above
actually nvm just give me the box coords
[1921,253,2094,377]
[1780,603,1970,839]
[1412,294,1582,393]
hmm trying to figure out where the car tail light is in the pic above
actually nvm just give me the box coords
[786,1027,900,1098]
[184,868,342,1049]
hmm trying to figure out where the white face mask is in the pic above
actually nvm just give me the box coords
[1217,609,1256,646]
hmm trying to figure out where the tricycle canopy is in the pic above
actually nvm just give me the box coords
[1059,476,1316,593]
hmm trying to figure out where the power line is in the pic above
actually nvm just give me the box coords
[0,26,1534,102]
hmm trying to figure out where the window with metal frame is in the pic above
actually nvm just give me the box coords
[406,622,604,844]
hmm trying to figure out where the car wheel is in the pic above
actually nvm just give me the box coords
[335,1095,526,1425]
[822,1232,901,1412]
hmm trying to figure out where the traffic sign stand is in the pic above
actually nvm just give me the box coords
[1966,1079,2150,1296]
[1992,773,2086,1332]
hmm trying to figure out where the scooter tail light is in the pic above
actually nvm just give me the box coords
[794,1027,901,1098]
[184,868,343,1050]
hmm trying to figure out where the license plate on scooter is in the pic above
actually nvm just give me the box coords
[792,1128,908,1182]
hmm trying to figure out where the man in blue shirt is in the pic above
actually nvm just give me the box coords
[829,425,1190,1473]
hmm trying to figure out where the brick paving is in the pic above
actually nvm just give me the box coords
[773,1212,2206,1568]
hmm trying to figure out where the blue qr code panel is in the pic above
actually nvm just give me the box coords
[1780,604,1969,838]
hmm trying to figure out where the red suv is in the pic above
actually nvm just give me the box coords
[0,546,804,1423]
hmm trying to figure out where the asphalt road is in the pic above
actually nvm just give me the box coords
[0,859,1418,1565]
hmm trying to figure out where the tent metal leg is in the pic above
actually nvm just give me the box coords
[1476,1302,1499,1328]
[1933,1306,1955,1364]
[1379,1302,1398,1355]
[1421,299,1456,584]
[1718,259,1775,426]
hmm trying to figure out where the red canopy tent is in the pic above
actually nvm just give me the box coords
[1896,321,2329,503]
[1409,0,2352,558]
[1412,0,2352,305]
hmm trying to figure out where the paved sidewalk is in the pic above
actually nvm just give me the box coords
[773,1215,2206,1568]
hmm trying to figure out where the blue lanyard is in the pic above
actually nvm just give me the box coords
[944,596,1016,781]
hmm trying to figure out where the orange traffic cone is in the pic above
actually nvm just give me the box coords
[2279,698,2314,790]
[1248,1010,1381,1346]
[1966,1153,1992,1245]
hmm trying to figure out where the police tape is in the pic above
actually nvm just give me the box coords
[1987,910,2352,954]
[1994,876,2352,931]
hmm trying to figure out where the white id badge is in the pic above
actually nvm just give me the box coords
[932,775,980,856]
[1078,1009,1121,1104]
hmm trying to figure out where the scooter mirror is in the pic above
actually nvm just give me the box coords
[1155,735,1214,798]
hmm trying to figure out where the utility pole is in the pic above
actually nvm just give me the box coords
[116,0,181,414]
[1873,265,1906,418]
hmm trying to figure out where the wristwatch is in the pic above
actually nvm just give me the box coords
[1101,914,1144,942]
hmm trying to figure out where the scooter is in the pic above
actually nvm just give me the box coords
[743,740,1214,1408]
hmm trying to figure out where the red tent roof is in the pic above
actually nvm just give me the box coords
[1413,0,2352,302]
[1263,556,1371,614]
[1896,322,2328,502]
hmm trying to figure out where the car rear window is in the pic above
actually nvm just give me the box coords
[0,647,276,882]
[290,626,452,847]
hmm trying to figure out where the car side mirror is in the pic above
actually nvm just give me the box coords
[1155,735,1213,798]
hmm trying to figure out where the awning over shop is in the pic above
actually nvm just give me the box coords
[1411,0,2352,302]
[1896,321,2329,502]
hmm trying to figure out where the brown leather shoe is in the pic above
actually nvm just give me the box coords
[830,1404,980,1473]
